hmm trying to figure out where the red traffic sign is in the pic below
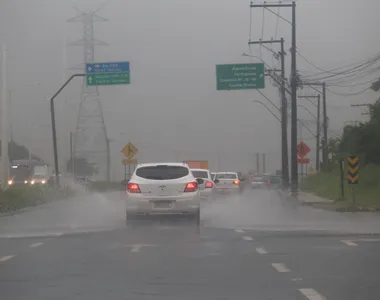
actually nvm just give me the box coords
[297,157,310,164]
[297,141,311,158]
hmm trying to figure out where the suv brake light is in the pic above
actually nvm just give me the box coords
[233,180,240,185]
[184,182,198,192]
[127,183,141,193]
[205,181,213,188]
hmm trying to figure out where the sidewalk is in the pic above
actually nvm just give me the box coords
[278,189,333,205]
[278,189,380,212]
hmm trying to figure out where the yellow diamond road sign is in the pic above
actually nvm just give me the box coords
[122,142,138,159]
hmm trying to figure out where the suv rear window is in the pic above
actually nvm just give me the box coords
[192,170,208,179]
[136,165,189,180]
[216,173,237,179]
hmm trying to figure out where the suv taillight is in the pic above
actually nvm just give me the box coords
[184,182,198,192]
[233,180,240,185]
[205,181,213,188]
[127,183,141,193]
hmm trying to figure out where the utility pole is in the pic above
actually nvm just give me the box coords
[322,83,328,172]
[302,82,328,172]
[298,94,320,171]
[256,153,260,174]
[250,1,297,192]
[262,153,266,173]
[290,1,298,192]
[1,45,9,189]
[316,94,321,172]
[248,38,289,188]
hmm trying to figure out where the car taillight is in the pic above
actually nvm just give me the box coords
[205,181,213,188]
[184,182,198,192]
[233,180,240,185]
[267,180,271,184]
[127,183,141,193]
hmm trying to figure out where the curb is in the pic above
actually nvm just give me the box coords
[335,207,380,212]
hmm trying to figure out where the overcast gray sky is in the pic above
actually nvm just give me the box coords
[1,0,379,179]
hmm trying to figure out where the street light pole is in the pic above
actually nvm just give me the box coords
[1,45,9,189]
[50,74,85,186]
[70,132,74,177]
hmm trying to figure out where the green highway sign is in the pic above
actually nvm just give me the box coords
[86,61,130,86]
[216,63,265,90]
[87,73,130,86]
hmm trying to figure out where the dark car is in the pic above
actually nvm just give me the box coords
[265,174,282,189]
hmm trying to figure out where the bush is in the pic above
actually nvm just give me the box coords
[0,185,75,213]
[301,163,380,206]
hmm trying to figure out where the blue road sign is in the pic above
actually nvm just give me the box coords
[86,61,130,86]
[86,62,130,74]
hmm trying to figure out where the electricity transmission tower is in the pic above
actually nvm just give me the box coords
[67,6,110,180]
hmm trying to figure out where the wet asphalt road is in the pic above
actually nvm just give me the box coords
[1,186,380,299]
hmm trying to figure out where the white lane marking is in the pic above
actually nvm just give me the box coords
[131,245,142,252]
[299,288,327,300]
[256,247,268,254]
[243,236,253,241]
[341,240,358,246]
[272,263,290,272]
[0,255,14,262]
[292,277,303,282]
[235,229,244,233]
[122,244,158,253]
[354,238,380,242]
[29,242,43,248]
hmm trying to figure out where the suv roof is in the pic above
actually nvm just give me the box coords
[136,162,188,168]
[216,172,238,174]
[191,168,210,172]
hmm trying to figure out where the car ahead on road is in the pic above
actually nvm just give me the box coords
[251,176,265,189]
[191,169,216,201]
[265,174,282,189]
[125,162,203,222]
[214,172,242,193]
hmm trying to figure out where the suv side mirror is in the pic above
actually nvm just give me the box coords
[196,178,204,185]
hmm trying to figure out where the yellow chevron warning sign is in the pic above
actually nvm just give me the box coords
[347,155,359,184]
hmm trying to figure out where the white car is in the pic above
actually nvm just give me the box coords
[125,162,203,222]
[214,172,242,193]
[251,176,265,189]
[191,169,216,201]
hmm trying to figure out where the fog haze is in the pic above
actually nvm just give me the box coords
[1,0,379,179]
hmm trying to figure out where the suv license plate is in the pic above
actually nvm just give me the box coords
[153,202,172,209]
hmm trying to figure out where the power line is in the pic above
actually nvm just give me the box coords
[326,86,372,96]
[327,76,380,88]
[299,52,380,82]
[300,51,380,77]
